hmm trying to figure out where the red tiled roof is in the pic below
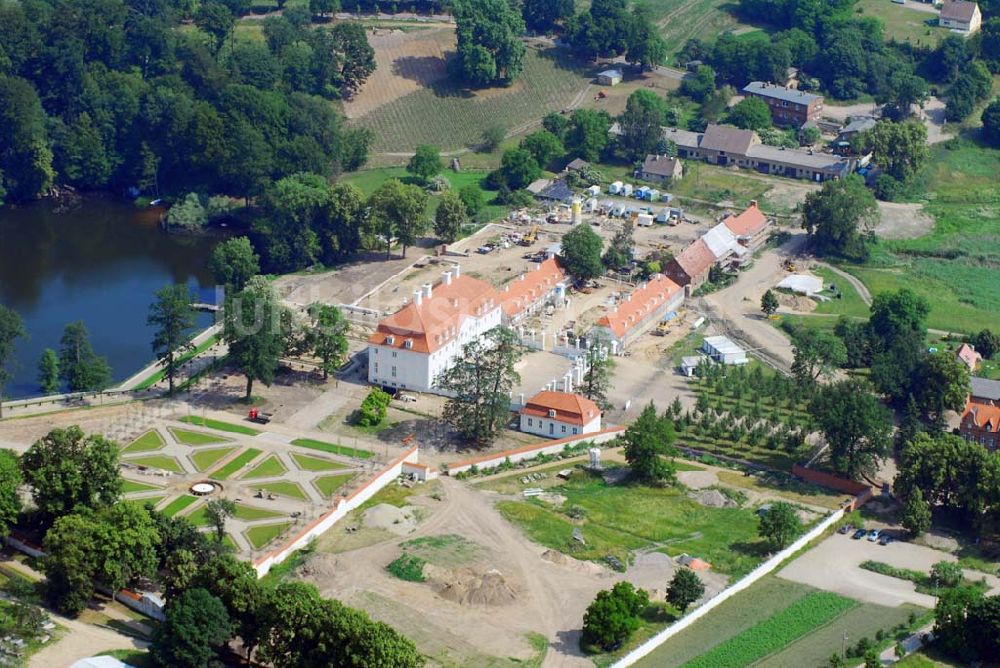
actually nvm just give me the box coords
[674,239,716,280]
[499,257,566,319]
[596,275,683,339]
[723,201,768,238]
[520,391,600,426]
[368,274,499,354]
[963,401,1000,433]
[956,343,982,369]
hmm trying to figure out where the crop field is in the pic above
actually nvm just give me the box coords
[497,469,766,576]
[681,592,857,668]
[643,0,760,60]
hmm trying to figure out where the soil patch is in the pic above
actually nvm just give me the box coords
[776,291,818,312]
[678,469,718,490]
[541,549,606,576]
[690,488,737,508]
[875,201,934,240]
[363,503,420,536]
[425,564,520,607]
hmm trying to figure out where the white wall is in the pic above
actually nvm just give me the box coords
[520,414,601,439]
[447,427,624,475]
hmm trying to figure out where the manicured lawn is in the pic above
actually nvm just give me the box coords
[245,522,292,549]
[125,494,166,508]
[168,427,230,446]
[291,438,373,460]
[810,266,871,320]
[122,430,165,453]
[313,473,356,499]
[251,481,308,501]
[497,470,768,577]
[210,448,262,480]
[186,502,284,527]
[160,495,199,518]
[179,415,260,436]
[122,479,162,494]
[124,455,184,473]
[855,0,947,47]
[190,447,238,472]
[291,453,350,472]
[241,455,287,479]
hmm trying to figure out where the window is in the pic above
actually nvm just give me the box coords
[573,428,579,435]
[391,366,397,378]
[528,418,533,427]
[392,351,397,358]
[561,425,566,433]
[374,362,378,373]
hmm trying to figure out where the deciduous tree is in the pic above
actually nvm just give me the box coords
[581,581,649,651]
[727,96,772,130]
[58,321,112,392]
[210,236,260,292]
[581,336,614,410]
[520,130,564,168]
[761,289,779,316]
[434,190,468,243]
[758,501,801,549]
[153,587,233,668]
[453,0,526,86]
[368,179,428,258]
[622,402,677,484]
[791,328,848,383]
[666,569,705,612]
[303,303,348,380]
[561,225,605,281]
[37,348,59,395]
[914,353,970,425]
[0,305,25,418]
[858,120,929,183]
[801,176,878,261]
[407,145,443,184]
[0,450,22,540]
[224,277,289,400]
[205,498,236,543]
[522,0,575,32]
[809,379,892,480]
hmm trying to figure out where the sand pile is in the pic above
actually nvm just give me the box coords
[541,549,605,576]
[425,565,519,606]
[776,291,817,312]
[363,504,419,536]
[689,489,736,508]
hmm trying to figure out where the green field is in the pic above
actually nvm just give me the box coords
[190,447,238,472]
[252,481,309,501]
[353,45,593,152]
[341,167,505,223]
[291,438,373,460]
[291,453,348,472]
[245,522,292,549]
[179,416,260,436]
[810,266,871,319]
[855,0,947,47]
[122,479,162,494]
[125,455,183,473]
[210,448,262,480]
[122,430,165,453]
[186,502,285,527]
[160,495,199,518]
[314,473,356,499]
[168,427,230,446]
[242,455,287,479]
[497,469,767,576]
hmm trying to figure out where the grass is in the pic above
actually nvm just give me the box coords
[160,495,199,518]
[599,158,773,210]
[133,334,220,391]
[124,455,183,473]
[291,452,349,472]
[245,522,292,549]
[242,454,287,479]
[122,430,165,453]
[386,553,427,582]
[680,591,857,668]
[313,473,356,499]
[179,415,260,436]
[125,494,166,508]
[716,470,847,510]
[497,469,768,577]
[190,446,238,472]
[810,266,871,319]
[291,438,373,460]
[341,168,505,223]
[399,534,482,567]
[186,502,284,526]
[251,480,309,501]
[855,0,948,47]
[122,479,162,493]
[168,427,230,446]
[210,448,262,480]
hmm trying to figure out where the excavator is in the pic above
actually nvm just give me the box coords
[521,225,539,246]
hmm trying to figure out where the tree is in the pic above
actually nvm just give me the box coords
[167,193,208,230]
[0,74,54,202]
[758,501,801,549]
[681,65,717,103]
[863,649,881,668]
[931,560,963,589]
[357,387,391,427]
[914,353,971,424]
[21,426,122,523]
[945,62,993,122]
[153,587,233,668]
[791,328,848,383]
[407,145,443,184]
[58,321,112,392]
[602,224,634,270]
[309,0,338,20]
[561,225,605,281]
[0,305,25,418]
[868,289,929,401]
[195,2,236,52]
[878,70,929,120]
[481,124,506,152]
[210,237,260,292]
[303,303,348,380]
[801,176,878,261]
[581,581,649,651]
[522,0,575,32]
[368,179,429,258]
[967,595,1000,662]
[205,499,236,543]
[439,327,522,446]
[935,585,983,659]
[974,329,1000,360]
[452,0,526,86]
[0,450,22,539]
[809,379,893,480]
[496,148,541,190]
[37,348,60,394]
[224,277,288,400]
[727,97,772,130]
[617,90,668,160]
[566,109,612,162]
[666,569,705,613]
[983,99,1000,148]
[581,337,614,410]
[859,120,929,183]
[622,402,677,484]
[760,290,779,316]
[148,285,196,394]
[434,190,468,243]
[459,184,486,216]
[520,131,564,168]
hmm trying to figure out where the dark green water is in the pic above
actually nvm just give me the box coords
[0,195,218,398]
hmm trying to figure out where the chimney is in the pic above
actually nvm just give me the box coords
[413,290,423,306]
[423,283,433,299]
[750,199,757,208]
[452,264,461,278]
[442,270,453,285]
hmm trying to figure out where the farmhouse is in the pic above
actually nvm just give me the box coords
[742,82,824,126]
[702,335,749,365]
[722,200,771,251]
[664,238,716,292]
[367,265,501,393]
[592,274,685,351]
[939,0,982,33]
[639,154,683,183]
[519,391,602,438]
[499,257,567,325]
[597,69,623,86]
[956,343,983,372]
[960,401,999,451]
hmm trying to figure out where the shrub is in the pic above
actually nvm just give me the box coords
[386,554,427,582]
[357,387,392,426]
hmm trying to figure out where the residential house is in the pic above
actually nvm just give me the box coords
[367,266,501,393]
[520,391,602,438]
[597,69,623,86]
[722,200,771,251]
[639,154,683,183]
[592,274,685,351]
[971,377,1000,406]
[565,158,590,173]
[960,402,1000,451]
[939,0,982,33]
[498,257,567,325]
[742,82,825,126]
[956,343,983,372]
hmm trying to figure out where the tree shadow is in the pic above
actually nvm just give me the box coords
[391,54,451,86]
[533,45,595,78]
[729,538,772,558]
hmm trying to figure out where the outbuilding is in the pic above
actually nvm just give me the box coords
[597,69,623,86]
[519,391,602,438]
[701,335,749,365]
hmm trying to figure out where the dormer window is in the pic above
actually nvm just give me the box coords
[404,339,413,350]
[386,336,395,345]
[548,409,557,418]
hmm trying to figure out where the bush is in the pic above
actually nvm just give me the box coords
[874,174,902,201]
[357,387,392,426]
[386,554,427,582]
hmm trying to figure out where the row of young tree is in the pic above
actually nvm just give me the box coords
[0,0,375,206]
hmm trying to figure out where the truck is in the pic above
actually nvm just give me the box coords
[248,408,273,424]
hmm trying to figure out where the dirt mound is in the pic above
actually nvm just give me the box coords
[295,553,340,581]
[541,550,605,576]
[690,489,736,508]
[776,291,817,313]
[425,565,519,606]
[363,503,419,536]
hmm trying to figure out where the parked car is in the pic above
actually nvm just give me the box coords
[838,524,853,535]
[879,534,894,546]
[867,529,881,542]
[852,528,867,540]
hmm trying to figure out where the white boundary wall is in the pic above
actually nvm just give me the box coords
[252,446,421,577]
[611,507,845,667]
[446,427,625,475]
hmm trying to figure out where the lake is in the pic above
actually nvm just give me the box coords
[0,195,219,399]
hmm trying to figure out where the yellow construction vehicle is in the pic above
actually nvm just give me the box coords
[521,225,538,246]
[783,259,797,272]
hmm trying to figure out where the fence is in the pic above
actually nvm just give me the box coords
[611,507,845,667]
[445,427,625,475]
[251,445,422,577]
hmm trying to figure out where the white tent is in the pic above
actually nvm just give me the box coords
[71,658,133,668]
[777,274,824,296]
